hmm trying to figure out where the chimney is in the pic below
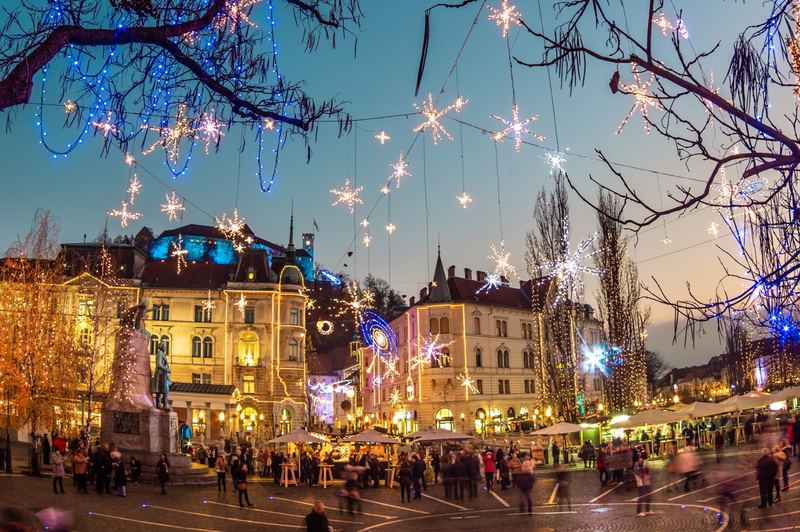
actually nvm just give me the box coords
[501,275,509,285]
[420,287,428,300]
[519,280,525,288]
[448,265,456,278]
[409,296,416,306]
[476,271,486,282]
[464,268,472,280]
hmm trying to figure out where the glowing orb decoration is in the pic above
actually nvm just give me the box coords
[371,374,383,386]
[360,310,399,360]
[317,320,334,335]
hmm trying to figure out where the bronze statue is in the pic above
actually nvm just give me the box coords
[152,341,171,410]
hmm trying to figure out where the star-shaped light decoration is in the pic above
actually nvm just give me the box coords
[108,201,141,228]
[330,178,364,214]
[363,232,372,248]
[92,112,117,139]
[198,109,225,154]
[458,372,478,395]
[453,96,469,113]
[124,153,135,166]
[411,334,454,370]
[216,0,262,32]
[202,289,216,318]
[170,235,188,274]
[381,185,391,195]
[708,220,720,238]
[264,118,275,130]
[389,388,404,407]
[413,94,466,145]
[406,377,415,401]
[477,271,504,294]
[615,65,664,135]
[488,240,519,279]
[64,100,77,114]
[487,0,522,38]
[215,208,253,252]
[235,292,248,317]
[375,130,391,144]
[457,191,473,208]
[126,172,142,204]
[530,217,603,304]
[389,151,411,188]
[676,18,689,39]
[490,105,545,151]
[661,237,672,247]
[141,103,198,165]
[652,12,674,36]
[542,150,568,174]
[161,190,186,222]
[361,218,370,228]
[334,282,374,319]
[385,223,396,234]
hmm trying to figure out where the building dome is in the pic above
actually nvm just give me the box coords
[279,264,304,288]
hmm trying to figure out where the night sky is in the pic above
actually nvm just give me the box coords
[0,0,774,368]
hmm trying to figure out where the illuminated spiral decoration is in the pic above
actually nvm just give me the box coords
[371,374,383,386]
[360,311,398,363]
[317,320,334,335]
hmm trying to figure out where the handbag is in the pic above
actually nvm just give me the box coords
[237,482,246,490]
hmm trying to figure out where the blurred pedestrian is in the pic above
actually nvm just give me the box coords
[517,455,534,513]
[676,447,701,492]
[237,462,254,507]
[714,430,725,464]
[73,448,89,494]
[555,465,571,510]
[412,454,424,499]
[113,455,127,497]
[781,438,792,491]
[156,453,170,495]
[757,447,778,508]
[499,454,510,490]
[597,445,608,487]
[306,501,329,532]
[432,451,441,484]
[773,444,786,502]
[51,450,65,494]
[399,458,413,503]
[634,458,653,516]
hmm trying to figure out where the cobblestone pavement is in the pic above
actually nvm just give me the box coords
[2,445,800,532]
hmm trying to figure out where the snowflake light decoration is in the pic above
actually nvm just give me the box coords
[406,377,415,401]
[381,185,391,195]
[542,150,568,174]
[202,289,216,318]
[661,237,672,247]
[108,201,141,228]
[458,372,478,395]
[616,65,664,135]
[126,172,142,204]
[363,232,372,248]
[198,109,225,154]
[488,240,519,279]
[531,218,602,304]
[215,208,253,252]
[361,219,370,228]
[477,271,505,294]
[413,94,465,144]
[334,282,374,319]
[708,220,720,238]
[216,0,262,32]
[389,388,403,407]
[385,223,396,234]
[453,96,469,113]
[317,320,334,335]
[330,178,364,214]
[487,1,522,38]
[411,334,454,370]
[92,112,117,139]
[375,130,391,144]
[124,153,135,166]
[652,12,674,36]
[235,292,248,317]
[264,118,275,130]
[389,151,411,188]
[170,235,188,274]
[161,191,186,222]
[141,103,198,165]
[64,100,76,114]
[457,191,473,208]
[490,105,545,151]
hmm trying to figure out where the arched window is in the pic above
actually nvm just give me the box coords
[77,326,93,349]
[490,407,503,433]
[519,406,529,418]
[241,407,258,434]
[503,350,509,368]
[289,340,299,361]
[160,335,170,355]
[523,350,529,368]
[497,350,503,368]
[475,348,482,368]
[430,318,439,334]
[440,347,451,367]
[475,408,487,434]
[507,407,515,419]
[240,333,258,366]
[191,336,202,358]
[149,334,160,355]
[435,408,454,432]
[279,408,292,435]
[440,317,450,334]
[203,337,213,358]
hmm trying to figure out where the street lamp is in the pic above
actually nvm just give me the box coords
[673,395,680,403]
[598,403,604,413]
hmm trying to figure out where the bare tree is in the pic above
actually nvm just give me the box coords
[721,319,754,393]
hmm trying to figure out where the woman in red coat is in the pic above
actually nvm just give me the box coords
[483,451,495,490]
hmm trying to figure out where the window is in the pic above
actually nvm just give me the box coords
[504,380,510,394]
[474,317,481,335]
[289,340,299,361]
[523,350,529,369]
[77,326,92,348]
[520,406,529,418]
[203,337,213,358]
[279,408,292,435]
[507,407,515,419]
[244,306,255,324]
[495,320,502,336]
[195,305,212,323]
[243,376,255,394]
[434,348,451,368]
[430,318,439,334]
[160,335,170,355]
[524,380,529,393]
[192,373,201,384]
[440,317,450,334]
[149,334,160,355]
[503,350,509,368]
[192,337,202,358]
[202,374,212,385]
[290,308,299,325]
[498,380,504,394]
[525,379,535,393]
[476,380,483,394]
[501,321,507,337]
[152,304,170,321]
[435,408,454,432]
[240,333,258,366]
[475,349,482,367]
[594,378,601,391]
[497,349,509,368]
[522,322,533,339]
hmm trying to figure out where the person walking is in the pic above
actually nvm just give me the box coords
[465,451,480,499]
[517,455,534,513]
[73,449,89,494]
[305,501,330,532]
[758,447,778,508]
[230,453,241,492]
[597,445,608,487]
[552,441,560,466]
[634,458,653,516]
[432,452,441,484]
[93,445,112,495]
[411,454,424,499]
[113,456,127,497]
[452,455,467,500]
[499,454,511,490]
[676,447,701,492]
[51,450,65,494]
[773,444,787,502]
[714,430,725,464]
[483,450,495,490]
[215,454,228,492]
[781,439,792,491]
[197,444,207,465]
[399,458,413,503]
[156,453,170,495]
[272,452,283,484]
[237,462,254,507]
[509,452,521,488]
[369,454,381,488]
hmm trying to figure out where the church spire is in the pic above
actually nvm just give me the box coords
[429,246,452,303]
[286,201,296,265]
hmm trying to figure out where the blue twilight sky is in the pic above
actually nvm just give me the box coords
[0,0,777,368]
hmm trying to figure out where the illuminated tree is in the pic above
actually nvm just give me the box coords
[721,318,754,393]
[0,211,78,474]
[594,191,649,412]
[0,0,362,184]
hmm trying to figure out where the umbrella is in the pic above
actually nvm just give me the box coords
[531,422,585,435]
[719,394,775,412]
[768,386,800,403]
[613,409,690,428]
[413,428,474,442]
[405,427,435,439]
[267,427,329,444]
[342,429,400,444]
[680,401,730,418]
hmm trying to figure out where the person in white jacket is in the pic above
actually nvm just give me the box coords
[51,450,65,494]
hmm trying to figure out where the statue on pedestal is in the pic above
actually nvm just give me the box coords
[152,341,171,410]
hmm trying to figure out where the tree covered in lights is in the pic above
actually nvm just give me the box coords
[0,0,362,184]
[593,191,649,413]
[721,318,755,393]
[0,211,79,475]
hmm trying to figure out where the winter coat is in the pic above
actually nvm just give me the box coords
[452,460,466,480]
[398,461,413,487]
[757,455,778,482]
[157,458,170,483]
[464,455,480,479]
[215,456,229,473]
[483,453,495,473]
[73,454,88,475]
[369,458,381,476]
[114,461,127,487]
[509,456,521,473]
[412,458,425,478]
[516,471,534,491]
[51,452,65,477]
